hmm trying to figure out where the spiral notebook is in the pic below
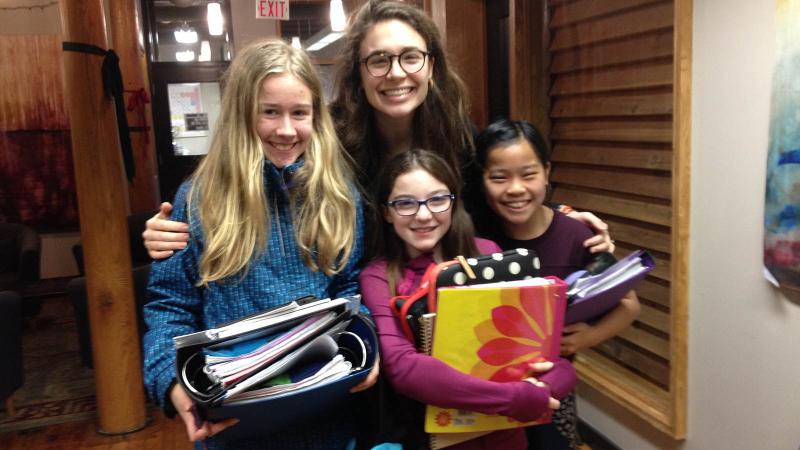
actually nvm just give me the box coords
[424,277,567,434]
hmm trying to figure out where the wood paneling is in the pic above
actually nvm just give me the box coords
[550,1,673,50]
[546,0,687,437]
[551,166,672,199]
[551,187,671,226]
[0,35,68,131]
[550,62,673,95]
[669,0,691,438]
[637,303,670,333]
[430,0,488,129]
[550,0,665,28]
[552,143,672,171]
[576,350,673,434]
[637,278,671,308]
[551,30,674,73]
[603,219,671,253]
[551,91,673,118]
[619,326,669,359]
[551,119,673,143]
[595,338,670,387]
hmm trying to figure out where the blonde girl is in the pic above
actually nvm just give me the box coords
[142,39,371,450]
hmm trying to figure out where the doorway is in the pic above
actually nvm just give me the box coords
[141,0,232,201]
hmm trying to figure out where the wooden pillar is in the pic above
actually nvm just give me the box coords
[58,0,147,434]
[108,0,160,212]
[428,0,488,129]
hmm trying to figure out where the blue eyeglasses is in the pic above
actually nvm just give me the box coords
[386,194,455,216]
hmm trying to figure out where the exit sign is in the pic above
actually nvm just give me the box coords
[256,0,290,20]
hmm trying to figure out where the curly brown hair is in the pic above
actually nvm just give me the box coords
[330,0,475,206]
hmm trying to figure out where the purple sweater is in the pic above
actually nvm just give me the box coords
[495,210,594,279]
[359,238,577,450]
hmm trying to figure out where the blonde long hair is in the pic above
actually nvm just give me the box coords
[188,39,357,285]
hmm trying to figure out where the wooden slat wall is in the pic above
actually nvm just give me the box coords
[547,0,674,400]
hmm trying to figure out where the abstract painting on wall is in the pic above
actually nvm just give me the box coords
[764,0,800,292]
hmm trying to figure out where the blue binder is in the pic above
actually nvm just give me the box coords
[205,315,378,439]
[172,296,378,440]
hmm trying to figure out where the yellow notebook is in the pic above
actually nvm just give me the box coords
[424,277,567,434]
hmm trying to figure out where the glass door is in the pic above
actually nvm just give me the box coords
[141,0,232,201]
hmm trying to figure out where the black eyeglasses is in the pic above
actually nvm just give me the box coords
[360,49,430,78]
[386,194,455,216]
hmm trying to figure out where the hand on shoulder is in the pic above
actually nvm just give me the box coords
[143,202,190,259]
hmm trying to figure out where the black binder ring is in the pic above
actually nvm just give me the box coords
[334,331,367,371]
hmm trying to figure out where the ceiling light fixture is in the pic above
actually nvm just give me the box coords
[291,37,302,49]
[199,41,211,61]
[175,50,196,62]
[330,0,346,32]
[306,32,343,52]
[207,2,224,36]
[174,22,198,44]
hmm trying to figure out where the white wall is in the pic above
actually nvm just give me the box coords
[0,0,60,34]
[578,1,800,449]
[230,0,279,52]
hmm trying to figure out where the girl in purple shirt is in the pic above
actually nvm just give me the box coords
[359,149,576,450]
[475,119,641,449]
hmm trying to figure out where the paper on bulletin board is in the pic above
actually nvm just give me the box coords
[168,83,208,138]
[764,0,800,293]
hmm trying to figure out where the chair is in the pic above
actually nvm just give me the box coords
[71,211,152,276]
[67,210,155,368]
[0,290,24,417]
[67,264,150,368]
[0,223,41,316]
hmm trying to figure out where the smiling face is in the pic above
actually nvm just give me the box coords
[384,168,452,260]
[483,139,552,239]
[359,19,433,122]
[255,73,313,168]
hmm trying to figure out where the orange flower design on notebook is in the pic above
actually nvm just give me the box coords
[471,287,560,382]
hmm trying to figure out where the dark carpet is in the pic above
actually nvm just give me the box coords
[0,294,97,433]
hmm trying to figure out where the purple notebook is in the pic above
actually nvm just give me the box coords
[564,250,654,325]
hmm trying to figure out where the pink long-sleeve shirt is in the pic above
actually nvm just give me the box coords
[359,238,577,450]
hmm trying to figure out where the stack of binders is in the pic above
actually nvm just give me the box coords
[173,295,378,439]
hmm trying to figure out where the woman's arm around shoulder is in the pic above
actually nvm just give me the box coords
[143,202,191,259]
[141,182,204,412]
